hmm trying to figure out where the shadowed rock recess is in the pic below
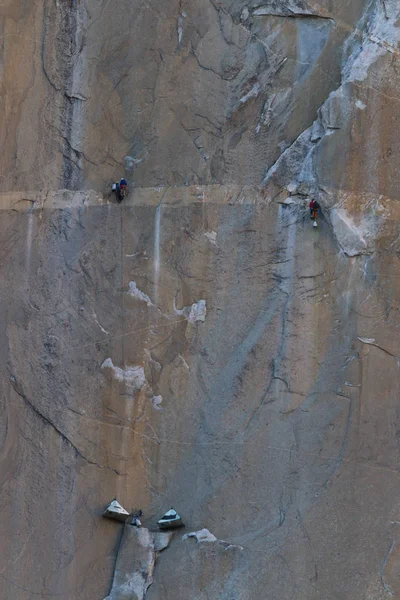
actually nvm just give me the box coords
[2,0,400,598]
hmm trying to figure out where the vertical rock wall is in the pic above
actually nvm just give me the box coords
[1,1,400,599]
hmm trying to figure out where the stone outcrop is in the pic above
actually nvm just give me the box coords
[183,528,244,549]
[104,526,172,600]
[1,1,400,599]
[263,0,400,254]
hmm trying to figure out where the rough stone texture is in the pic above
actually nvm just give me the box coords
[104,526,172,600]
[2,1,400,599]
[0,0,366,191]
[182,527,244,549]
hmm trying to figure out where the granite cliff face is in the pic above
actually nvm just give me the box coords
[2,1,400,599]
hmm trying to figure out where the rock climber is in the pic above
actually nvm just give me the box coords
[131,509,143,527]
[112,178,128,202]
[309,198,320,220]
[119,178,127,198]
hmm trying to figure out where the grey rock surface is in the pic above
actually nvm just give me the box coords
[1,0,400,599]
[104,526,172,600]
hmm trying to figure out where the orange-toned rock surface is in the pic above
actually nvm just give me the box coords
[1,1,400,599]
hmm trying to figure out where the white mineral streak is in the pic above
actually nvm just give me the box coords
[174,299,207,323]
[92,310,109,335]
[240,6,249,21]
[188,299,207,323]
[358,337,376,344]
[152,395,163,410]
[154,204,162,305]
[204,230,217,245]
[178,355,190,370]
[128,281,153,306]
[240,82,261,105]
[124,155,142,171]
[101,358,146,391]
[343,1,400,83]
[183,528,217,543]
[183,528,244,550]
[330,209,372,256]
[177,15,184,47]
